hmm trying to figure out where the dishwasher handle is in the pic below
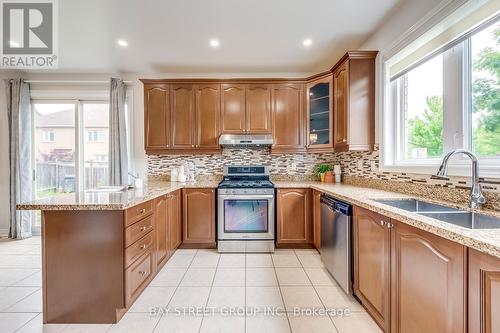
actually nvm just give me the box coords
[320,194,352,216]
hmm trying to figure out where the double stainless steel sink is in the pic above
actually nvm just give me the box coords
[374,198,500,229]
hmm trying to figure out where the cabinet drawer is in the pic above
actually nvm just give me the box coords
[125,215,154,248]
[125,249,154,307]
[125,201,153,227]
[125,231,154,268]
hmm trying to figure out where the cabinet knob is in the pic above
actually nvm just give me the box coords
[386,222,394,229]
[140,208,146,214]
[191,145,195,148]
[140,226,147,232]
[380,220,386,226]
[139,270,147,276]
[140,244,146,250]
[342,139,347,143]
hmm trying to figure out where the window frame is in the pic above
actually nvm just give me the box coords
[382,16,500,178]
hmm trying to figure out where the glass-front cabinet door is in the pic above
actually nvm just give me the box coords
[306,75,333,151]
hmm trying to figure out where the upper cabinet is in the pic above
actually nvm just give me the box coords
[332,51,377,152]
[306,75,333,152]
[271,83,305,153]
[221,84,246,133]
[142,52,376,154]
[144,84,170,151]
[195,84,220,150]
[171,85,195,149]
[221,83,272,134]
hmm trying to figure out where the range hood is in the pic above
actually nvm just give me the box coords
[219,134,273,147]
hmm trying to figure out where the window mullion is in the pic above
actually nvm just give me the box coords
[76,100,84,192]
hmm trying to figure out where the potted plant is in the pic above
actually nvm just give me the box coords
[314,164,333,182]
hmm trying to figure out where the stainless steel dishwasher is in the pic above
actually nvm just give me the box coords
[320,194,352,295]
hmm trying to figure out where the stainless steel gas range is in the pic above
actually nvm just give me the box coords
[217,166,275,253]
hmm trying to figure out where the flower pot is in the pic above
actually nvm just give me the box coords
[324,171,334,183]
[319,173,326,182]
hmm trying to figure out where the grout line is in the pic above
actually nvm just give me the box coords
[11,312,39,333]
[1,286,41,312]
[198,251,220,333]
[272,251,293,333]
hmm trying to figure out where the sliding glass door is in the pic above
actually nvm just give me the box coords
[31,101,110,233]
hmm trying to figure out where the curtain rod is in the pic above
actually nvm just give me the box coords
[24,80,133,84]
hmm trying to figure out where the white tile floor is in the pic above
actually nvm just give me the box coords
[0,236,382,333]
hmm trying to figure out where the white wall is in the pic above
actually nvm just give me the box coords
[0,78,10,235]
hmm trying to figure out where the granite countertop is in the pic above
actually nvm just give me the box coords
[275,181,500,259]
[17,179,500,259]
[16,179,219,211]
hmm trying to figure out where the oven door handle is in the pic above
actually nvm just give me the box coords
[218,194,275,200]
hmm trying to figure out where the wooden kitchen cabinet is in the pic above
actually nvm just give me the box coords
[144,84,170,152]
[353,206,391,332]
[154,195,169,268]
[306,75,333,152]
[276,188,312,246]
[271,83,305,153]
[221,84,246,133]
[171,85,196,149]
[182,188,216,247]
[245,84,272,133]
[469,249,500,333]
[168,190,182,255]
[332,51,377,152]
[312,190,322,250]
[195,84,221,150]
[391,220,466,333]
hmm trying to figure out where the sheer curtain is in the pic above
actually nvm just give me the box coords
[5,79,33,239]
[108,78,129,186]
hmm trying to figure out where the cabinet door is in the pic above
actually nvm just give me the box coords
[469,249,500,333]
[182,188,216,246]
[276,188,311,246]
[333,60,349,150]
[271,84,305,152]
[306,76,333,151]
[195,84,220,149]
[171,85,195,148]
[221,84,246,133]
[391,221,466,333]
[154,195,168,268]
[246,84,272,134]
[353,206,390,332]
[168,190,182,253]
[312,190,322,250]
[144,85,170,150]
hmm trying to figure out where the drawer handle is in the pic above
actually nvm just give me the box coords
[140,244,146,250]
[140,226,147,232]
[139,208,146,214]
[139,270,147,276]
[380,220,386,226]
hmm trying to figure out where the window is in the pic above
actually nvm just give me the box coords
[42,130,55,142]
[86,130,104,142]
[386,17,500,174]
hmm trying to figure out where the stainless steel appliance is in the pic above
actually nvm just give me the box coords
[320,194,352,294]
[217,166,275,253]
[218,134,273,147]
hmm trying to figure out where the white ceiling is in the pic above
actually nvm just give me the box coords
[48,0,402,75]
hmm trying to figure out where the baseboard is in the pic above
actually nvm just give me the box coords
[0,228,9,237]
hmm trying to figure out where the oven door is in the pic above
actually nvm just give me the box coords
[218,193,275,240]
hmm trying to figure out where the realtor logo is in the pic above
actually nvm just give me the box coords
[1,0,58,68]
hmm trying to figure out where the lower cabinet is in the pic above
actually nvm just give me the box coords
[469,249,500,333]
[391,220,466,333]
[353,205,467,333]
[276,188,312,246]
[312,189,322,250]
[182,188,216,247]
[155,195,169,268]
[168,190,182,256]
[353,206,391,332]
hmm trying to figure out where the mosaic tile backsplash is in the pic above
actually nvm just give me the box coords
[147,147,500,201]
[147,148,336,181]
